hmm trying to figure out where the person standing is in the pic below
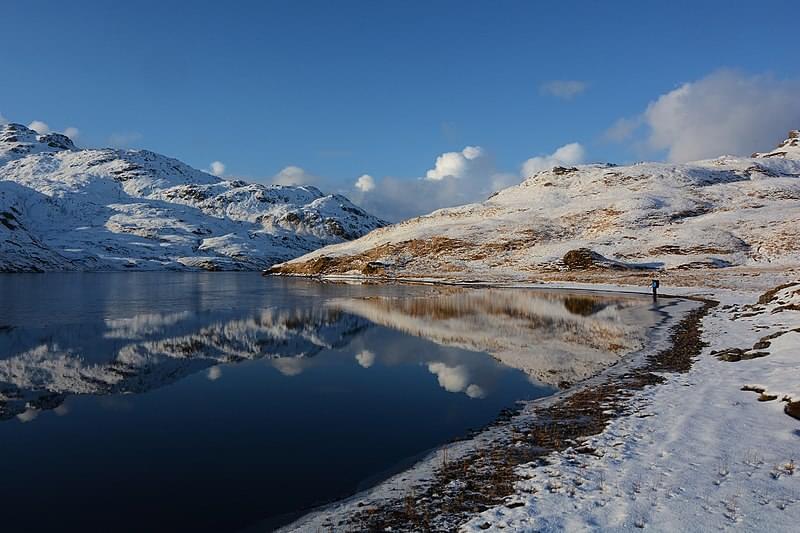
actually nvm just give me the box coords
[651,278,660,300]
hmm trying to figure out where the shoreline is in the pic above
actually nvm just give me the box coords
[278,274,800,532]
[276,283,708,532]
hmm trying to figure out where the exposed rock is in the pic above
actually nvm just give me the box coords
[563,248,606,270]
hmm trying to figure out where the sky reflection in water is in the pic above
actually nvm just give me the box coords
[0,273,669,532]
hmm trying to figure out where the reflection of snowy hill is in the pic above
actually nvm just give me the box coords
[0,123,384,272]
[330,290,659,386]
[0,309,369,420]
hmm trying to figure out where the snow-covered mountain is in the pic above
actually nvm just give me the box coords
[0,123,384,272]
[270,130,800,279]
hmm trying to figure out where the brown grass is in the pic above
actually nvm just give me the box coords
[758,282,799,305]
[785,401,800,421]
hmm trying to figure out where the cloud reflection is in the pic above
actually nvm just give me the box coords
[355,350,375,368]
[427,362,485,399]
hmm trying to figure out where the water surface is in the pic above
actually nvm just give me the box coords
[0,273,674,531]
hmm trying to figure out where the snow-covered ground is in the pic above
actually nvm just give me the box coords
[271,130,800,279]
[281,278,799,532]
[0,123,384,271]
[269,130,800,532]
[459,281,800,532]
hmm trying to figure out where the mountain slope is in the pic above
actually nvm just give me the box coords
[0,123,384,272]
[270,130,800,279]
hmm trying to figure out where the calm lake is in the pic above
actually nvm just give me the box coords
[0,273,678,532]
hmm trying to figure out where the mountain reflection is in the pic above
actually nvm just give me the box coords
[328,288,659,387]
[0,308,370,420]
[0,285,662,422]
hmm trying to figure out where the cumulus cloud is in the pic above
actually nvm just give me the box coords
[209,161,226,176]
[540,80,588,100]
[606,69,800,162]
[207,366,222,381]
[350,145,522,221]
[28,120,50,134]
[272,165,321,186]
[63,126,80,140]
[425,146,485,180]
[354,174,375,192]
[267,144,587,223]
[520,142,586,176]
[355,349,375,368]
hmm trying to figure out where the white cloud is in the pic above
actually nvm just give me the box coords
[63,127,80,140]
[425,146,485,180]
[520,142,586,176]
[207,366,222,381]
[540,80,588,100]
[28,120,50,134]
[108,132,142,148]
[349,143,589,221]
[272,165,321,186]
[355,349,375,368]
[352,145,520,221]
[354,174,375,192]
[0,112,8,125]
[608,69,800,162]
[209,160,226,176]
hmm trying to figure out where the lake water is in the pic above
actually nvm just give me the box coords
[0,273,676,532]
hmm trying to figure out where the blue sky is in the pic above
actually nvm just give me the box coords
[3,1,800,219]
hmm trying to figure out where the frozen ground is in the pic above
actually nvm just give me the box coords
[460,281,800,532]
[275,129,800,532]
[280,276,799,532]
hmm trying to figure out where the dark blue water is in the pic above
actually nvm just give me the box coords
[0,273,656,532]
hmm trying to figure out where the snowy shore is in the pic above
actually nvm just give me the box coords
[280,275,800,532]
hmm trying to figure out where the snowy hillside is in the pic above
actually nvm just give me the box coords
[0,123,384,272]
[270,130,800,279]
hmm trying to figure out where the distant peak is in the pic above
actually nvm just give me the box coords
[752,129,800,159]
[0,123,39,144]
[0,122,76,151]
[37,133,76,150]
